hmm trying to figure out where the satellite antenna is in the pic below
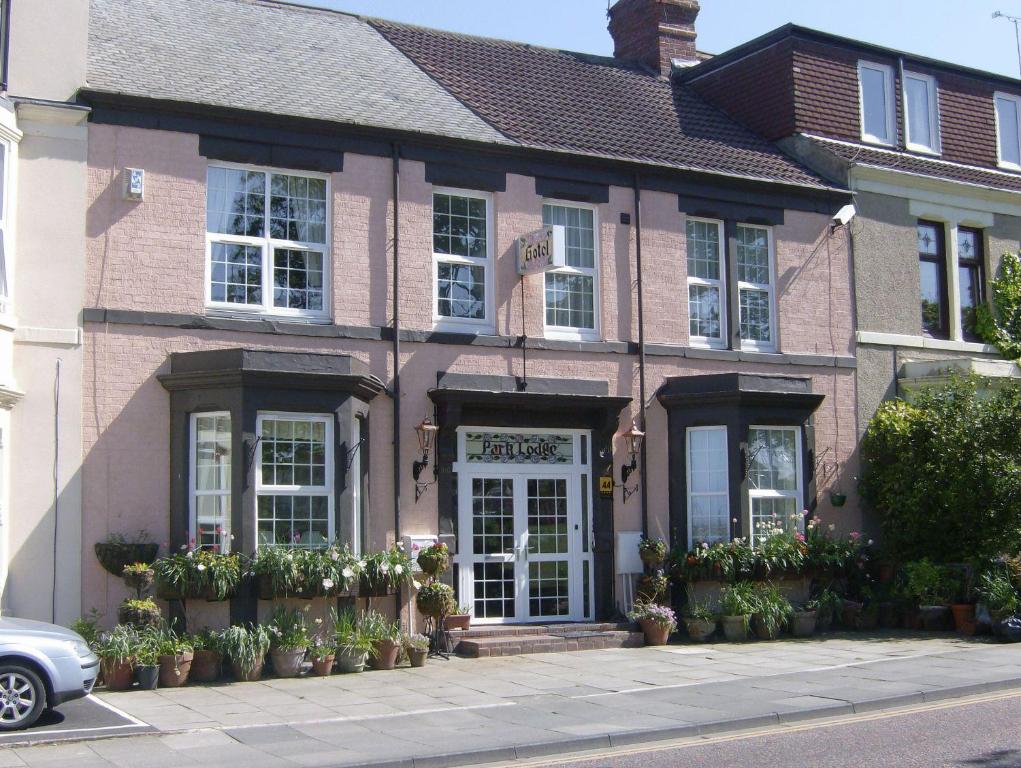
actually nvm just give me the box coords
[993,11,1021,77]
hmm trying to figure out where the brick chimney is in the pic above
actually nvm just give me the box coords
[607,0,700,75]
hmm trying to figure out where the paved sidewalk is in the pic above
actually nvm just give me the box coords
[2,632,1020,767]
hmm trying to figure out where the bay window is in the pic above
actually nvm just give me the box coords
[917,220,948,338]
[190,412,232,551]
[542,202,598,337]
[206,164,329,318]
[957,227,985,342]
[256,414,334,548]
[686,218,725,346]
[433,189,492,330]
[686,426,729,547]
[736,224,775,350]
[747,426,802,544]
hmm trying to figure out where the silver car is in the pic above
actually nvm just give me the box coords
[0,617,99,729]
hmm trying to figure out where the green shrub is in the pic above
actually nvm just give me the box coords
[977,251,1021,360]
[860,376,1021,562]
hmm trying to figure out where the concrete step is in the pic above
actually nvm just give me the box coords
[455,629,644,658]
[456,622,631,640]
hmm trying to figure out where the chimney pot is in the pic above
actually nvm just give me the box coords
[607,0,700,75]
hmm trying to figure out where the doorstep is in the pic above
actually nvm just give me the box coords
[452,622,644,657]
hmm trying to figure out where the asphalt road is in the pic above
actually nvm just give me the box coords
[522,693,1021,768]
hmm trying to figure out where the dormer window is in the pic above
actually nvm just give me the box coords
[858,60,895,146]
[994,92,1021,169]
[903,71,939,154]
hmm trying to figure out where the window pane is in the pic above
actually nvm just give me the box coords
[273,248,324,311]
[433,193,487,259]
[686,220,721,280]
[736,225,769,284]
[739,288,771,343]
[957,229,978,262]
[194,414,231,491]
[861,65,890,142]
[917,223,940,256]
[437,263,486,319]
[688,284,721,339]
[959,264,981,339]
[997,97,1021,166]
[748,428,797,492]
[905,76,933,149]
[545,272,595,329]
[260,418,329,490]
[543,204,594,268]
[751,497,799,544]
[206,167,265,237]
[920,260,945,335]
[269,174,327,243]
[688,428,729,545]
[210,242,262,305]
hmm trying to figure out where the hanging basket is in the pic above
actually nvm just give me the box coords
[95,542,159,577]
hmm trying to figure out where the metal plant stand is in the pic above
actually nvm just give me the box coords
[428,615,452,660]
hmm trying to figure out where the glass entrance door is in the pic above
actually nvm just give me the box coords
[525,477,573,620]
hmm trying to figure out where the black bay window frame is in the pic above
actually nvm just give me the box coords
[957,225,985,343]
[918,219,950,340]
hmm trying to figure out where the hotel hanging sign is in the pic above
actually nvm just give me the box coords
[516,225,566,275]
[464,432,574,464]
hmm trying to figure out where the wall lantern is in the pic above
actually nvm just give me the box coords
[413,416,440,501]
[619,421,645,484]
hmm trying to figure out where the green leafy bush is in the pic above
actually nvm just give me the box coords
[860,376,1021,562]
[977,251,1021,360]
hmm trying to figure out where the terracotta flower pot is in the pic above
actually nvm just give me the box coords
[791,610,817,638]
[101,658,135,691]
[190,649,221,683]
[951,604,977,635]
[443,614,471,631]
[310,655,335,677]
[159,652,193,688]
[639,618,671,646]
[232,655,265,682]
[408,648,428,668]
[684,617,716,642]
[369,639,401,670]
[271,648,306,678]
[720,614,750,642]
[335,649,367,673]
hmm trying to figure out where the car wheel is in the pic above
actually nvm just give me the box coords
[0,665,46,730]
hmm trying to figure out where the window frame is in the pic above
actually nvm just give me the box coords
[254,412,335,549]
[431,186,495,334]
[917,219,950,340]
[956,226,985,343]
[994,91,1021,170]
[204,161,331,321]
[188,411,232,552]
[685,216,727,348]
[685,425,730,549]
[735,223,777,353]
[903,70,941,155]
[858,60,897,147]
[541,199,601,341]
[746,425,803,545]
[0,137,11,315]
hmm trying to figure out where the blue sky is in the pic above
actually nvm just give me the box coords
[298,0,1021,79]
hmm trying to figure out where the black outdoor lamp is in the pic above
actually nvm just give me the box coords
[619,421,645,484]
[413,416,439,501]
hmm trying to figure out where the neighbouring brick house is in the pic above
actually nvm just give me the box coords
[680,26,1021,530]
[76,0,858,632]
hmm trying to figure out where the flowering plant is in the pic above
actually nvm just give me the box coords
[267,605,309,651]
[627,601,677,629]
[755,518,807,577]
[363,543,414,593]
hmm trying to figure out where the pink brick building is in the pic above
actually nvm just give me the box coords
[79,0,858,627]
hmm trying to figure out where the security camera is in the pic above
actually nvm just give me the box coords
[831,203,856,230]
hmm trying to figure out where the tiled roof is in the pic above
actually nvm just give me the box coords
[371,19,831,188]
[805,135,1021,194]
[87,0,510,145]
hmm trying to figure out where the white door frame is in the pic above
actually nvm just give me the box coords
[453,426,594,624]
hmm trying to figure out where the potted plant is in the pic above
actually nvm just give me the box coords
[154,624,194,688]
[638,537,667,568]
[334,609,372,673]
[417,542,450,579]
[189,629,223,683]
[361,544,414,597]
[362,610,402,670]
[976,569,1020,631]
[814,588,843,632]
[122,562,155,597]
[718,582,756,642]
[635,571,669,603]
[117,598,162,629]
[416,582,456,620]
[308,637,336,677]
[948,567,978,635]
[904,559,952,630]
[443,604,473,632]
[751,582,793,641]
[405,633,430,667]
[250,547,301,599]
[94,532,158,577]
[682,599,716,642]
[791,600,818,637]
[267,605,309,678]
[221,624,271,682]
[133,627,160,690]
[95,625,137,691]
[627,601,676,646]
